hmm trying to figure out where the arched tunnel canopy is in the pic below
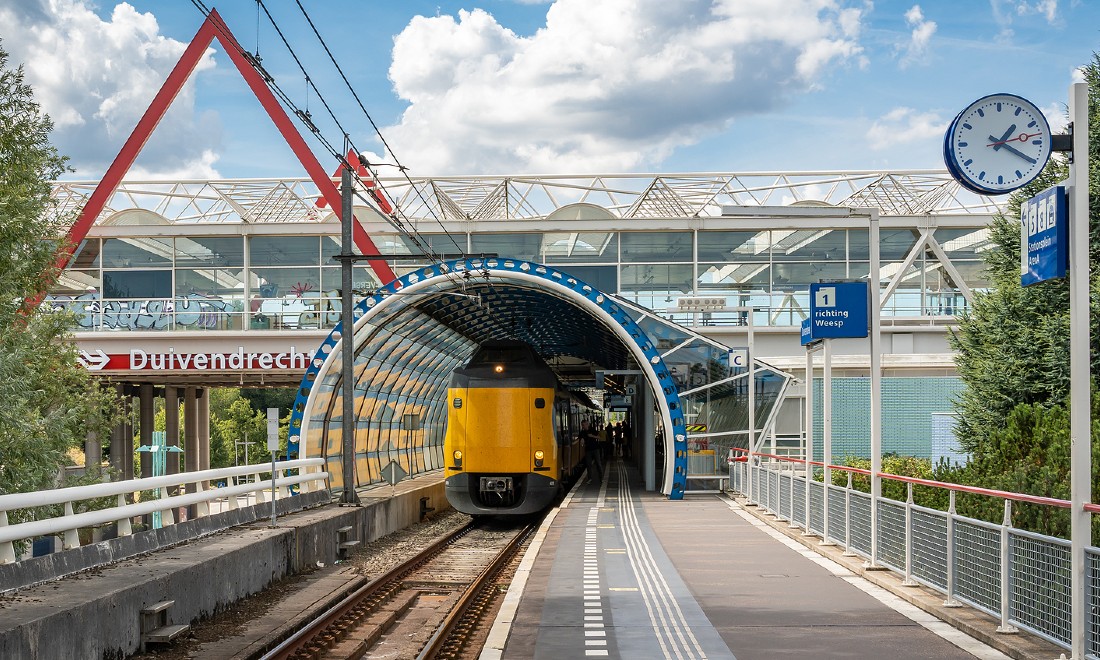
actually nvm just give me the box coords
[288,257,791,501]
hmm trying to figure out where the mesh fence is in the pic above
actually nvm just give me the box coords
[876,499,907,571]
[1010,532,1071,647]
[953,519,1001,615]
[911,507,948,590]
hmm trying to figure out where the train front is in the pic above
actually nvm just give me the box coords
[443,341,562,515]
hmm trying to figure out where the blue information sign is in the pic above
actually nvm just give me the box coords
[800,318,813,346]
[1020,185,1068,286]
[808,282,869,339]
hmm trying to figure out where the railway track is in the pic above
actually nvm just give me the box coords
[261,518,536,660]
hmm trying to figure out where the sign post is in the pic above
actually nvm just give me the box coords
[267,408,279,527]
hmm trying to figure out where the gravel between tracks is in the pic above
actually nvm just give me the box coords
[130,508,472,659]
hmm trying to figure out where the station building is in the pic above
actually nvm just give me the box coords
[50,171,1002,491]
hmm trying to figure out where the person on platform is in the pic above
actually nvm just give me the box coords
[580,420,602,482]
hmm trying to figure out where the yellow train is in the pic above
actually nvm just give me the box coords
[443,340,598,515]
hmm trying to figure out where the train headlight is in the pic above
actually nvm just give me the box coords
[534,450,544,467]
[453,450,463,467]
[494,364,504,374]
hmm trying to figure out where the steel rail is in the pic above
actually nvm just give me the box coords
[417,521,537,659]
[260,521,478,660]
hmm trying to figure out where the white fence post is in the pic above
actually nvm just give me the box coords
[842,472,856,557]
[943,491,960,607]
[903,482,916,586]
[62,502,80,550]
[0,511,14,564]
[997,500,1018,634]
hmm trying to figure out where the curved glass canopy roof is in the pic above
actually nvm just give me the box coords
[289,258,791,500]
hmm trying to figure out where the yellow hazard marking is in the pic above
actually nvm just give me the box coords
[606,550,626,554]
[609,587,639,591]
[597,524,616,529]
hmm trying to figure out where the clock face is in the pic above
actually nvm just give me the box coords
[944,93,1052,195]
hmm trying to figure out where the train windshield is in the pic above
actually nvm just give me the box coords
[467,344,531,366]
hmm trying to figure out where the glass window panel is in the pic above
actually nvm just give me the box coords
[542,232,618,263]
[697,263,770,290]
[175,268,247,296]
[70,239,101,269]
[950,261,991,290]
[103,270,172,299]
[849,229,919,261]
[696,231,766,262]
[620,264,694,294]
[175,237,244,268]
[553,265,617,292]
[376,233,466,259]
[620,231,692,262]
[321,266,383,293]
[103,238,172,267]
[770,229,847,262]
[252,267,321,298]
[249,236,320,266]
[470,233,541,261]
[771,261,850,291]
[849,230,869,259]
[54,270,100,296]
[933,227,993,260]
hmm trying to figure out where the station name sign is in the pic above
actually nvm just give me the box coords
[1020,185,1068,286]
[78,347,312,372]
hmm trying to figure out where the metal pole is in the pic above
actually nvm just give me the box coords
[804,344,813,531]
[1068,80,1090,660]
[340,167,360,505]
[745,309,756,502]
[869,210,882,568]
[823,337,832,542]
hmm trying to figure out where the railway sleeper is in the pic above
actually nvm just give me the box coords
[327,588,420,657]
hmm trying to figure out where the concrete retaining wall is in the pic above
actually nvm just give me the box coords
[0,478,448,659]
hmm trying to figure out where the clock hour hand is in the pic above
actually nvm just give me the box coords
[987,135,1037,164]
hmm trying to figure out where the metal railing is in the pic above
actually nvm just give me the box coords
[0,458,329,564]
[728,451,1098,657]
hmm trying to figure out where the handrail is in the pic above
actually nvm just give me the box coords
[0,459,330,564]
[729,447,1076,509]
[0,458,324,510]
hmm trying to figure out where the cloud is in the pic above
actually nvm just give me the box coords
[898,5,936,67]
[0,0,221,179]
[990,0,1060,41]
[382,0,867,174]
[866,107,948,150]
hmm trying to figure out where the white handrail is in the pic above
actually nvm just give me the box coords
[0,458,324,510]
[0,459,330,564]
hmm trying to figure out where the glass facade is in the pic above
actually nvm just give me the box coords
[49,225,989,332]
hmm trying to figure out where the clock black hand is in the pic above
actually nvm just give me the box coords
[987,135,1037,164]
[990,124,1016,150]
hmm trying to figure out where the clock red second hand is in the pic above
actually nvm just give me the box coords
[987,131,1042,147]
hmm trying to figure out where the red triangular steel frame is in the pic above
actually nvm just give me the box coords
[53,8,395,284]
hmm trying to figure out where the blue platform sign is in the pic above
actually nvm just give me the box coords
[808,282,869,339]
[1020,185,1068,287]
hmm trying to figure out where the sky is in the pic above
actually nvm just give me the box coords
[1,0,1096,180]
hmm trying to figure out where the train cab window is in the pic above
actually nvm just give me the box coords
[534,397,545,409]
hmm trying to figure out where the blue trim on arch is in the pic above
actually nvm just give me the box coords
[287,257,689,500]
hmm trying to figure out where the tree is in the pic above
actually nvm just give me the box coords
[0,43,117,504]
[949,52,1100,537]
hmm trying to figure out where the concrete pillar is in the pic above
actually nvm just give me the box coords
[184,386,199,484]
[109,384,127,477]
[198,388,210,472]
[165,386,180,476]
[138,383,154,479]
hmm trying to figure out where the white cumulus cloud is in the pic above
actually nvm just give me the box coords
[382,0,868,174]
[0,0,221,179]
[866,107,947,150]
[898,5,936,68]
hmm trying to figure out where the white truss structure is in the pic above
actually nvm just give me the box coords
[51,170,1008,227]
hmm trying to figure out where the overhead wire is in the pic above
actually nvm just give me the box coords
[254,0,461,267]
[187,0,459,279]
[288,0,463,258]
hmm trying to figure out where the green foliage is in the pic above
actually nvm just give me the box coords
[0,44,118,507]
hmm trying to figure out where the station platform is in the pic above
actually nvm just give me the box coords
[483,459,1059,660]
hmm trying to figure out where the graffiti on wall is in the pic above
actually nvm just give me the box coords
[45,290,347,331]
